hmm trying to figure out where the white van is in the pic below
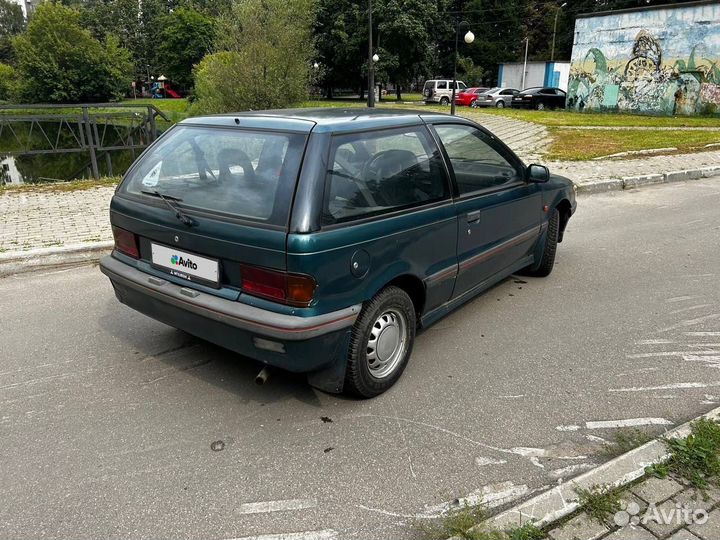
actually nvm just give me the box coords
[423,79,467,105]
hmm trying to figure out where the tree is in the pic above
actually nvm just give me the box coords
[76,0,172,81]
[314,0,367,97]
[0,63,16,101]
[12,2,134,103]
[157,7,215,91]
[193,0,316,113]
[376,0,443,98]
[0,0,25,64]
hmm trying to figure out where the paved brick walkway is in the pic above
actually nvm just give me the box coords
[0,186,114,252]
[464,111,551,162]
[549,476,720,540]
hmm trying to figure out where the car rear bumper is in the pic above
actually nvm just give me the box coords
[100,254,359,373]
[472,100,493,107]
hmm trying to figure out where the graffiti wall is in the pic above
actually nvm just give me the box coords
[568,1,720,115]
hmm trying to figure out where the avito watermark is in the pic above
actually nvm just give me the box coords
[614,499,708,528]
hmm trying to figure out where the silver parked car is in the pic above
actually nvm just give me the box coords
[470,87,519,108]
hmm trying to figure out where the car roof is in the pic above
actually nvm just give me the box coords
[179,107,464,134]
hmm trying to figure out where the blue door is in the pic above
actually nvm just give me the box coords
[430,123,543,299]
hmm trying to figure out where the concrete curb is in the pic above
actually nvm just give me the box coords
[575,165,720,194]
[0,241,113,277]
[475,405,720,534]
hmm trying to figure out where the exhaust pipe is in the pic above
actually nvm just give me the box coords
[255,366,271,386]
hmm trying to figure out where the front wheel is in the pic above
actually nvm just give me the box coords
[345,286,416,398]
[522,209,559,277]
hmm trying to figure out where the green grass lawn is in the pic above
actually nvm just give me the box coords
[477,107,720,128]
[546,127,720,160]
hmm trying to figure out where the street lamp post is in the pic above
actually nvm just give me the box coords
[367,0,375,108]
[551,2,567,62]
[521,36,529,91]
[450,21,474,116]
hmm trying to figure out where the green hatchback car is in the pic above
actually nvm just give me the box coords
[100,108,576,397]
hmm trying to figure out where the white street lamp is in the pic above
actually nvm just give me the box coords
[372,53,379,62]
[464,30,475,44]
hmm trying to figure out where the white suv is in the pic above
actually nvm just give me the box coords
[423,79,467,105]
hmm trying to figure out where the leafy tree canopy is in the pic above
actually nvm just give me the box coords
[12,2,133,102]
[193,0,316,112]
[157,7,215,91]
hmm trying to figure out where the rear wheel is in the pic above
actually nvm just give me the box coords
[523,209,559,277]
[536,102,545,111]
[440,96,450,106]
[496,100,505,108]
[345,286,416,398]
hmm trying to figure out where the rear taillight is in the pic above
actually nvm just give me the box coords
[240,265,317,307]
[112,226,139,258]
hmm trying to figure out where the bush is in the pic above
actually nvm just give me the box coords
[12,2,133,103]
[192,0,316,113]
[0,62,16,101]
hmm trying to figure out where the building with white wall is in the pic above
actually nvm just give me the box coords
[497,61,570,91]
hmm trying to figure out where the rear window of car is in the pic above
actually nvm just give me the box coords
[323,127,449,224]
[120,125,306,226]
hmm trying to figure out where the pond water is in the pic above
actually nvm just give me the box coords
[0,119,156,185]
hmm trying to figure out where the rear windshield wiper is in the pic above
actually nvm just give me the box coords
[141,189,195,227]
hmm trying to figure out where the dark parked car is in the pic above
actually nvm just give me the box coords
[100,109,577,397]
[512,87,567,110]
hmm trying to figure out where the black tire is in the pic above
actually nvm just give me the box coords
[496,100,505,108]
[440,96,450,106]
[523,209,559,277]
[536,101,545,111]
[345,286,416,398]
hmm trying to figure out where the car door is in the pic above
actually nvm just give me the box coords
[540,88,561,109]
[431,123,543,299]
[499,89,516,105]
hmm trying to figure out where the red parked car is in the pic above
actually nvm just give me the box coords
[453,87,490,107]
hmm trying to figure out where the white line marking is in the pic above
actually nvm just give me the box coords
[684,355,720,365]
[636,339,676,345]
[557,418,672,430]
[556,425,581,431]
[689,344,720,348]
[670,304,712,315]
[584,418,672,429]
[685,332,720,337]
[666,296,700,303]
[585,434,609,444]
[236,499,317,515]
[550,463,594,479]
[658,314,720,332]
[627,350,720,358]
[475,456,507,467]
[610,382,720,392]
[226,530,337,540]
[417,481,530,518]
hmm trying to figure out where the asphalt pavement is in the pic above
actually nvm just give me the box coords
[2,179,720,540]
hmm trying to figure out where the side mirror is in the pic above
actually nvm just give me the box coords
[527,164,550,183]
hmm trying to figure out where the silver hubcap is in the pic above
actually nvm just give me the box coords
[366,309,407,379]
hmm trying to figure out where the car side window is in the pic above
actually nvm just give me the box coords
[500,89,513,95]
[323,128,449,224]
[437,81,447,90]
[433,124,521,195]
